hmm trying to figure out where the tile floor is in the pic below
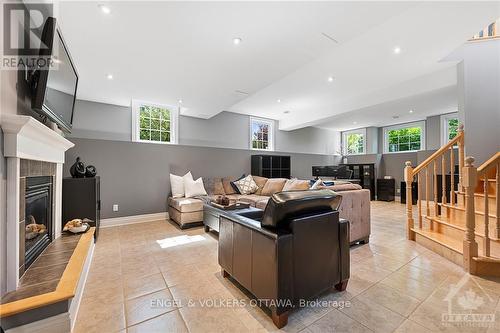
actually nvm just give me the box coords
[74,201,500,333]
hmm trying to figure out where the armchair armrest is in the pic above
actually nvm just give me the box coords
[221,211,278,239]
[234,209,264,220]
[338,218,350,282]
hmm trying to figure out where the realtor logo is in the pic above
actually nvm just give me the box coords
[442,275,496,328]
[1,2,55,69]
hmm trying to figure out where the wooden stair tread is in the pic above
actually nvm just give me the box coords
[473,256,500,263]
[422,214,500,241]
[438,203,498,218]
[455,190,496,198]
[412,227,463,254]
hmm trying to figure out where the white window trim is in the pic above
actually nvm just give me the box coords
[342,128,366,155]
[383,120,426,154]
[131,99,179,144]
[440,112,459,146]
[249,117,274,151]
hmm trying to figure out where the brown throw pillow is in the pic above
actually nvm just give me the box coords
[282,178,310,191]
[203,177,225,195]
[222,176,237,195]
[252,175,268,195]
[261,178,287,196]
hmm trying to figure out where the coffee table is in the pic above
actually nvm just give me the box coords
[203,203,261,233]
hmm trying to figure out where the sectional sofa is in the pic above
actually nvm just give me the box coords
[167,176,371,244]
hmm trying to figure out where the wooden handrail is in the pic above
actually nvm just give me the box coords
[477,152,500,174]
[413,129,463,175]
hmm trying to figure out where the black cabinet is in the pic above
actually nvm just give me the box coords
[377,179,395,201]
[340,164,376,200]
[251,155,291,178]
[401,181,418,205]
[62,177,100,240]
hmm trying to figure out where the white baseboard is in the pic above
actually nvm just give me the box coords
[101,212,169,228]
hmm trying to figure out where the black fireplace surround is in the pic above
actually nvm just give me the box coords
[24,176,53,269]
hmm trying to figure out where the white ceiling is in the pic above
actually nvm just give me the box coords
[57,1,500,131]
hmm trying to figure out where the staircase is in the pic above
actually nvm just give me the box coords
[404,125,500,276]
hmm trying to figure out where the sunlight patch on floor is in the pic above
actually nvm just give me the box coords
[156,235,206,248]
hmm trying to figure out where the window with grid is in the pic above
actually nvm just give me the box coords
[342,129,365,155]
[132,101,177,144]
[250,118,273,150]
[384,122,425,153]
[447,118,459,141]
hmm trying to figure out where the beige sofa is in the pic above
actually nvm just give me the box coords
[167,176,371,244]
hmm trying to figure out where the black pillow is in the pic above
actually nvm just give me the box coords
[230,174,246,194]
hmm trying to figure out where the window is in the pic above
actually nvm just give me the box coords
[132,100,178,144]
[441,113,459,145]
[342,129,366,155]
[383,121,425,153]
[250,117,273,150]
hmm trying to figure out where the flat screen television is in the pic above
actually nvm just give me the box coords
[31,17,78,133]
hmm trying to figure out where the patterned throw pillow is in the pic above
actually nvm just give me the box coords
[233,175,258,195]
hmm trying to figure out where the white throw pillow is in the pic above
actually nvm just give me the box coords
[310,178,323,190]
[234,174,258,195]
[170,171,193,198]
[184,177,207,198]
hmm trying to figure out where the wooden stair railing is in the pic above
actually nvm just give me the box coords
[404,124,465,240]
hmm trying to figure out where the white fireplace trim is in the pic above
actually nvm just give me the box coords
[1,115,74,292]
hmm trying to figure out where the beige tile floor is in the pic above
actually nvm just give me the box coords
[74,201,500,333]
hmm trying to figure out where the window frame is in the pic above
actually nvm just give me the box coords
[249,117,274,151]
[383,121,426,154]
[440,113,459,146]
[131,100,179,144]
[342,128,366,155]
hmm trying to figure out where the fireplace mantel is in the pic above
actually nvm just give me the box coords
[1,114,74,163]
[1,115,74,292]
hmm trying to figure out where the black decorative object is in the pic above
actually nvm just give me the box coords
[85,165,97,178]
[70,157,85,178]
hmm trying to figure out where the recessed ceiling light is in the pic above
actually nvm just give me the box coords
[98,4,111,14]
[233,37,242,45]
[106,74,113,80]
[353,121,357,125]
[328,76,334,82]
[284,110,290,114]
[178,99,183,104]
[409,109,414,113]
[277,99,281,103]
[393,46,401,54]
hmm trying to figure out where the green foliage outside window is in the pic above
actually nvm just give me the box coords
[448,118,459,140]
[139,105,171,142]
[251,121,270,149]
[387,127,421,152]
[346,133,364,154]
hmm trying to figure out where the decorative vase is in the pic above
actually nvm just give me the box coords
[85,165,97,178]
[70,157,86,178]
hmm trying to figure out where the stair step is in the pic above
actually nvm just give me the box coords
[455,190,496,198]
[439,203,498,219]
[472,256,500,277]
[412,227,463,254]
[422,214,500,241]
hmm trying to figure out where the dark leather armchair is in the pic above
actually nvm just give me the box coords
[218,189,350,328]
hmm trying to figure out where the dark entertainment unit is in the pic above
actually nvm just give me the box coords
[62,177,101,240]
[341,164,376,200]
[251,155,291,178]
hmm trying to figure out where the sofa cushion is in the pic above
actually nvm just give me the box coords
[233,175,258,195]
[282,178,310,191]
[168,197,204,213]
[225,194,242,201]
[185,177,208,198]
[261,178,287,196]
[251,176,268,195]
[255,198,269,210]
[238,194,269,207]
[222,176,238,195]
[319,183,362,191]
[203,177,225,195]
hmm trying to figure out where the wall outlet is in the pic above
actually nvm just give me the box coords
[113,204,119,212]
[396,188,401,194]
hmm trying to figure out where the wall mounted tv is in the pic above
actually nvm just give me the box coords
[31,17,78,133]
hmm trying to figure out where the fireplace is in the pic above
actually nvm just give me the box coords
[24,176,54,270]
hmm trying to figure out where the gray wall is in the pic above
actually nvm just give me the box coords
[70,100,340,155]
[0,130,6,297]
[458,39,500,164]
[64,138,338,218]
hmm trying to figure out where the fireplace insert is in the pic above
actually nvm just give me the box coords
[25,176,53,269]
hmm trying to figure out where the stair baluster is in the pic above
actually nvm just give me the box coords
[484,178,490,257]
[450,147,455,205]
[463,156,478,273]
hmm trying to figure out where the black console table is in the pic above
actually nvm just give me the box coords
[377,179,395,201]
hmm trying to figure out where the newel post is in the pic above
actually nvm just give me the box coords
[462,156,478,273]
[404,161,415,240]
